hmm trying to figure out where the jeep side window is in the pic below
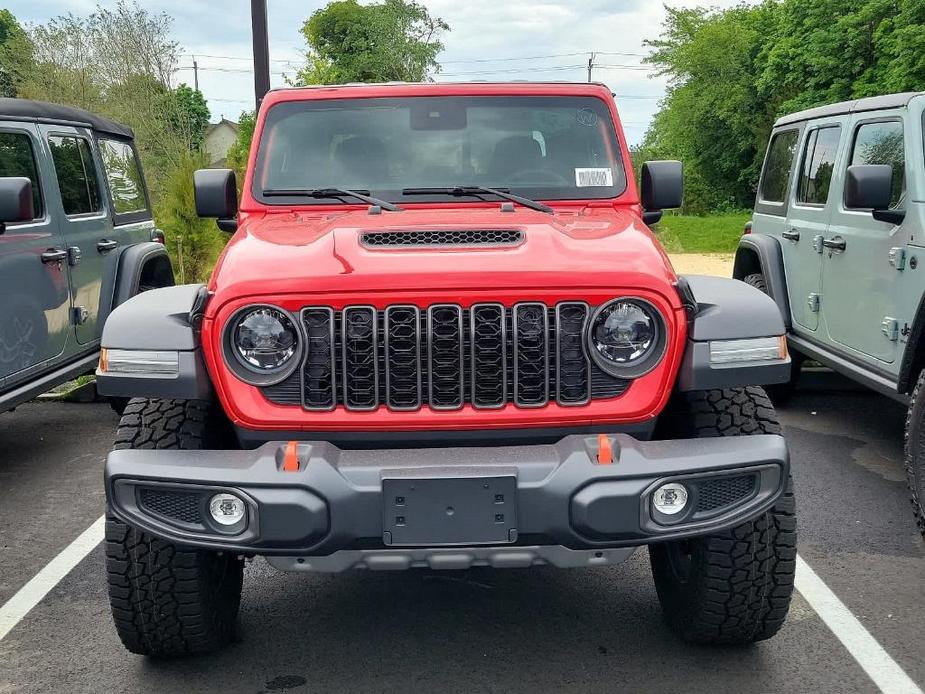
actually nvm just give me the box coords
[758,129,799,204]
[849,121,905,208]
[47,135,102,216]
[0,131,43,222]
[98,138,147,215]
[796,126,841,206]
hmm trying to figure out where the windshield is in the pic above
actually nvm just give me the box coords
[253,95,627,205]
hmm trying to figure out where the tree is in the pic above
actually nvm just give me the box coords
[162,83,211,150]
[226,110,256,186]
[157,150,228,283]
[642,0,925,214]
[641,4,779,213]
[0,10,30,97]
[16,1,226,278]
[294,0,449,85]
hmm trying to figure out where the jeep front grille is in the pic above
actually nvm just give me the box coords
[261,302,631,411]
[360,229,524,248]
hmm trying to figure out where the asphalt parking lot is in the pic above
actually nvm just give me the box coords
[1,382,924,694]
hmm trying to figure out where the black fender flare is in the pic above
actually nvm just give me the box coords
[113,242,175,306]
[733,234,791,330]
[96,283,212,400]
[898,293,925,395]
[676,275,790,391]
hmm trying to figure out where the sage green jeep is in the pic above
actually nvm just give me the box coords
[736,91,925,536]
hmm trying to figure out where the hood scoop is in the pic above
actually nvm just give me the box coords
[359,228,524,249]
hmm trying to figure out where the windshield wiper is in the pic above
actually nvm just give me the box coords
[262,187,401,212]
[402,186,554,214]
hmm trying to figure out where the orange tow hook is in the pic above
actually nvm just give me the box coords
[597,434,613,465]
[282,440,300,472]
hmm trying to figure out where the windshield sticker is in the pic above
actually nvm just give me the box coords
[575,168,613,187]
[576,108,599,127]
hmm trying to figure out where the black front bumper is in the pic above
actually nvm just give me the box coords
[105,433,788,555]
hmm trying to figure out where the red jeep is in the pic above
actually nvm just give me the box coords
[98,82,796,656]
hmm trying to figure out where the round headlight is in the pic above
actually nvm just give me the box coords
[234,307,297,370]
[588,299,666,377]
[224,305,302,386]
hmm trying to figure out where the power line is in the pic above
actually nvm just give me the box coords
[179,50,650,66]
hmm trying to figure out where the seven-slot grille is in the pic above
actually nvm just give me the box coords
[262,302,631,411]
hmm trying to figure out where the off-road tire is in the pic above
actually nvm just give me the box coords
[743,273,801,403]
[650,387,797,645]
[105,398,243,656]
[904,370,925,538]
[108,397,130,416]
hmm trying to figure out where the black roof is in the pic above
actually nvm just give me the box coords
[0,98,134,139]
[775,92,924,127]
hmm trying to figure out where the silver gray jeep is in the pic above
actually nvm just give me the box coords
[0,99,174,413]
[735,91,925,536]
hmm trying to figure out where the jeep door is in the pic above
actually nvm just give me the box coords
[0,123,72,386]
[819,111,911,364]
[783,119,846,332]
[40,124,111,346]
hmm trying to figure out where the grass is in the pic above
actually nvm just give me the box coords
[651,212,751,254]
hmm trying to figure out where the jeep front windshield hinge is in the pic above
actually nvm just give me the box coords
[881,317,900,341]
[889,247,906,270]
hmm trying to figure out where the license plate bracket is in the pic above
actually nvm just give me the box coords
[382,476,518,546]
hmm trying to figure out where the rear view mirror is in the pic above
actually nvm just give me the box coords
[0,177,35,233]
[640,161,683,225]
[194,168,238,233]
[845,164,904,224]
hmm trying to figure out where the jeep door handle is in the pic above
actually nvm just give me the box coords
[97,239,119,253]
[822,237,846,251]
[782,229,801,241]
[40,248,68,264]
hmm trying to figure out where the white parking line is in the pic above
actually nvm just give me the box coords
[0,519,921,694]
[795,554,923,694]
[0,515,105,642]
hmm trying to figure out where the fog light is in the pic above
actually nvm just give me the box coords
[209,493,246,526]
[652,483,689,515]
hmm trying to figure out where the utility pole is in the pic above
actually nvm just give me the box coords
[587,52,595,83]
[192,56,199,91]
[251,0,271,109]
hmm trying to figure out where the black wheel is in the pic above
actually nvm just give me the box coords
[904,370,925,538]
[650,387,797,645]
[743,273,801,403]
[105,398,242,656]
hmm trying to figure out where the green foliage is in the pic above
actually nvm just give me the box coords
[17,2,218,278]
[0,9,29,97]
[155,150,228,283]
[162,83,211,150]
[294,0,449,85]
[652,213,751,254]
[226,110,256,186]
[642,0,925,215]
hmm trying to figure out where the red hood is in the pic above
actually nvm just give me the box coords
[208,205,679,307]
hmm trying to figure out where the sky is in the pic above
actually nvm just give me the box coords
[9,0,755,145]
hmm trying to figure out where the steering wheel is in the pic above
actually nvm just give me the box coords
[506,168,570,186]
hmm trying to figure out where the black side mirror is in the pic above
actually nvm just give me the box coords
[194,168,238,233]
[640,161,683,225]
[0,177,35,233]
[845,164,904,224]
